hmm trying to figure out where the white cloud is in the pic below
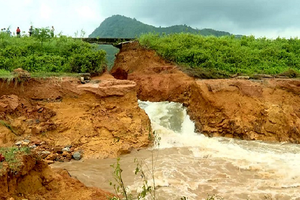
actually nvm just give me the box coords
[1,0,300,38]
[40,3,53,20]
[76,6,98,20]
[23,0,33,6]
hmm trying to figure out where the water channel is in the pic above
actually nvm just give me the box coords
[53,101,300,200]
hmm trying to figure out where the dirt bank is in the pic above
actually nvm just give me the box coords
[0,153,112,200]
[111,41,300,143]
[0,74,151,160]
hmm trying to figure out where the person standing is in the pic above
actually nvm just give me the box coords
[29,26,33,36]
[16,27,21,37]
[51,26,55,37]
[6,28,11,36]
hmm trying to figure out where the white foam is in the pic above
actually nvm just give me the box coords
[138,101,300,199]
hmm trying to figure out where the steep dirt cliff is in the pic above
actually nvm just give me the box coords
[111,41,300,143]
[0,74,151,159]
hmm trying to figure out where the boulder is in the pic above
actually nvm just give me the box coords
[72,151,82,160]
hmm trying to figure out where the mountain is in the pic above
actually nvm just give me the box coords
[89,15,231,38]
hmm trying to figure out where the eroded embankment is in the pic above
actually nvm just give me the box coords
[0,73,153,198]
[0,74,151,160]
[111,41,300,143]
[0,154,112,200]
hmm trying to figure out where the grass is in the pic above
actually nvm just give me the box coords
[0,69,13,79]
[139,33,300,78]
[0,147,31,173]
[31,72,81,78]
[0,69,82,80]
[0,120,18,136]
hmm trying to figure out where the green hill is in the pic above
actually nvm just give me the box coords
[89,15,231,38]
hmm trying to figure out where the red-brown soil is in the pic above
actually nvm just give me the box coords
[0,75,151,158]
[0,154,112,200]
[0,72,151,199]
[111,41,300,143]
[1,41,300,199]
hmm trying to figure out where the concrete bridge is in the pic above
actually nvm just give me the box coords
[78,38,136,48]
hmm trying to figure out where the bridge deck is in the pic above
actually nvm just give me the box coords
[78,38,136,46]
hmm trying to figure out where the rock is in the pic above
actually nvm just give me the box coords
[62,147,71,152]
[79,73,91,84]
[15,141,23,146]
[29,144,37,149]
[46,153,58,161]
[22,139,30,145]
[0,95,19,112]
[53,147,63,154]
[23,139,30,143]
[235,76,250,79]
[62,151,72,160]
[15,140,30,146]
[72,151,82,160]
[80,77,85,84]
[40,151,51,159]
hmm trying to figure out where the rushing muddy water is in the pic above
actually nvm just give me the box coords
[53,101,300,200]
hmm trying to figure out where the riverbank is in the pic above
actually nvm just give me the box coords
[0,152,112,200]
[1,41,300,199]
[111,41,300,143]
[0,73,151,199]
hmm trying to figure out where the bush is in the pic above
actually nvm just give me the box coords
[0,29,107,75]
[139,33,300,77]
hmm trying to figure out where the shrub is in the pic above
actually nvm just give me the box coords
[0,29,107,75]
[139,33,300,77]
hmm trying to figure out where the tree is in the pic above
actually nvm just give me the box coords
[32,27,51,46]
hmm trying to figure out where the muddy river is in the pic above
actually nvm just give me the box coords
[53,101,300,200]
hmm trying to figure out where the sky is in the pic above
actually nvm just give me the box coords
[0,0,299,38]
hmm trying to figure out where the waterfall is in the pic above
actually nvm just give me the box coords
[53,101,300,200]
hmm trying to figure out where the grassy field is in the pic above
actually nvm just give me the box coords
[139,33,300,78]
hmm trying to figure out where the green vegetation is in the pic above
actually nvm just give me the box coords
[89,15,232,70]
[110,157,129,200]
[89,15,231,38]
[0,147,31,172]
[0,120,18,136]
[0,28,106,76]
[139,33,300,78]
[109,131,160,200]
